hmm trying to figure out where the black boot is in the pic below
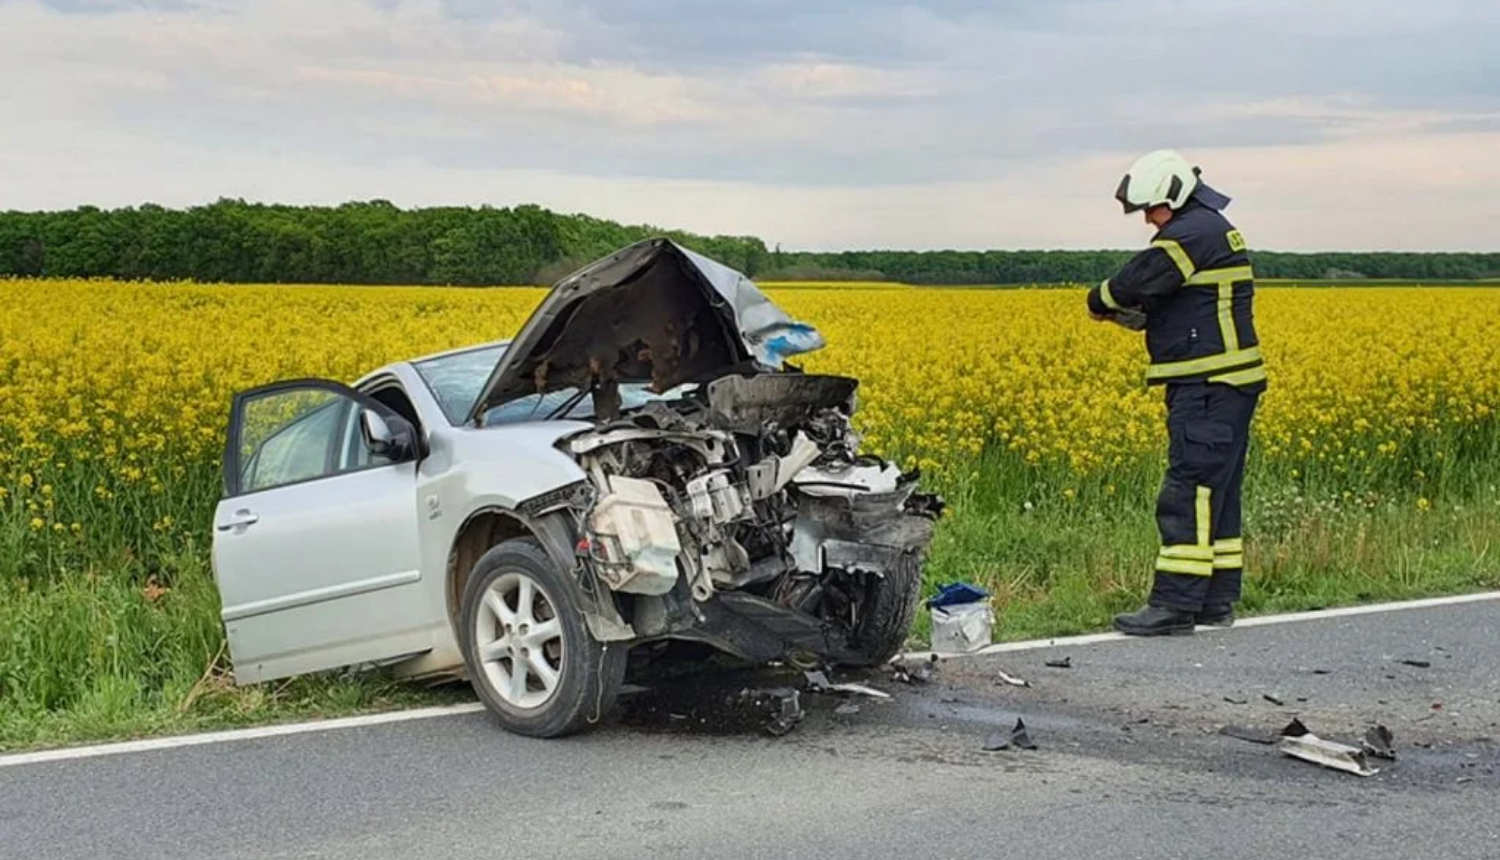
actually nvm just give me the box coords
[1113,604,1196,636]
[1196,604,1235,627]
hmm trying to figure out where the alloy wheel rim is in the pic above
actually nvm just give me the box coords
[474,571,565,709]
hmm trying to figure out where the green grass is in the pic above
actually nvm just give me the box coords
[0,551,472,751]
[917,466,1500,643]
[3,442,1498,751]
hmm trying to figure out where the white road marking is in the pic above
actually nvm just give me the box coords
[0,703,486,769]
[3,589,1498,769]
[901,589,1500,662]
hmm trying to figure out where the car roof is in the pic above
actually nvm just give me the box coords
[408,339,511,365]
[352,339,511,389]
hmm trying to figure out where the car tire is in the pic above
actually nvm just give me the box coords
[843,551,925,667]
[459,537,626,738]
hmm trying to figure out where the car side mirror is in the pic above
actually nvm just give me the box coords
[360,409,412,459]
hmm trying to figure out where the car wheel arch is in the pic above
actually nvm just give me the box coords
[446,507,539,633]
[445,506,636,644]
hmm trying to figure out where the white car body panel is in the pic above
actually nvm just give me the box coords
[212,357,595,685]
[213,461,431,684]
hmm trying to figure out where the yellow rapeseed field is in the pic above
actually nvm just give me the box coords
[1,280,1498,562]
[4,278,1500,747]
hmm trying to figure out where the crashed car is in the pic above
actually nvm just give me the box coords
[211,239,942,737]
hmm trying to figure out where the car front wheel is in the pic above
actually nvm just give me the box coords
[459,538,626,738]
[843,551,925,667]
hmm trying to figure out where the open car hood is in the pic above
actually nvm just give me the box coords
[466,238,825,424]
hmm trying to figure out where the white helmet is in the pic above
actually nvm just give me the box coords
[1114,149,1200,214]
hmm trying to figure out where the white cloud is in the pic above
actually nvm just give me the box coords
[1,0,1498,251]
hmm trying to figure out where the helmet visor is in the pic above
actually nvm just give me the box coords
[1115,175,1145,214]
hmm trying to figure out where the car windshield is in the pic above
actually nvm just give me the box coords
[414,344,696,426]
[414,345,507,425]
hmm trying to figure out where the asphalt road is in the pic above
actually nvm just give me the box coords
[4,599,1498,860]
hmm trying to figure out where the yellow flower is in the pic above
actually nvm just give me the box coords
[0,278,1496,554]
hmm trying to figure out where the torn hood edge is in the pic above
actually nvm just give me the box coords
[465,238,826,424]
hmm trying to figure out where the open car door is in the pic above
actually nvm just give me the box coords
[211,379,429,684]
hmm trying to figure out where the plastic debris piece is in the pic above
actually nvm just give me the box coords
[890,658,937,685]
[1219,725,1277,745]
[1279,733,1380,776]
[1263,693,1286,706]
[1400,659,1432,669]
[927,581,991,609]
[828,682,891,700]
[738,688,804,737]
[1011,718,1038,750]
[834,702,861,717]
[931,601,994,654]
[1281,718,1311,738]
[1362,725,1397,760]
[996,669,1031,688]
[1045,656,1073,669]
[982,730,1011,752]
[806,669,890,700]
[1224,696,1248,705]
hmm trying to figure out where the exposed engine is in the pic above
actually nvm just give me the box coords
[561,374,942,661]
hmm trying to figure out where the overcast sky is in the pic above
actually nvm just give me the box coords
[2,0,1497,251]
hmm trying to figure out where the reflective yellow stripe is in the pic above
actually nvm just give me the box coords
[1214,538,1244,554]
[1196,486,1211,549]
[1146,345,1264,380]
[1099,279,1124,311]
[1160,544,1214,561]
[1185,265,1254,285]
[1157,557,1213,577]
[1162,264,1255,380]
[1189,265,1253,353]
[1216,533,1245,571]
[1217,284,1240,351]
[1207,365,1268,387]
[1151,239,1195,280]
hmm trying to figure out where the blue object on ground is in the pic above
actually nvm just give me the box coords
[927,582,991,609]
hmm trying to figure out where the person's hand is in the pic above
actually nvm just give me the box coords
[1111,308,1148,331]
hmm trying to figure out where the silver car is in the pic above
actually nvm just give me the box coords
[212,239,943,737]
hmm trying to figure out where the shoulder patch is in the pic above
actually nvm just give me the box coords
[1226,229,1246,252]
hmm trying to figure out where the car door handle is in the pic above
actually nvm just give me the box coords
[217,510,260,531]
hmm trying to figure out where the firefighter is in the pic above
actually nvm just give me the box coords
[1087,150,1266,636]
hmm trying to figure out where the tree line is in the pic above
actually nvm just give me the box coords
[767,249,1500,283]
[0,199,768,287]
[2,199,1496,285]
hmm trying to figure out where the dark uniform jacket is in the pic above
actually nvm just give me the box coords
[1088,201,1266,391]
